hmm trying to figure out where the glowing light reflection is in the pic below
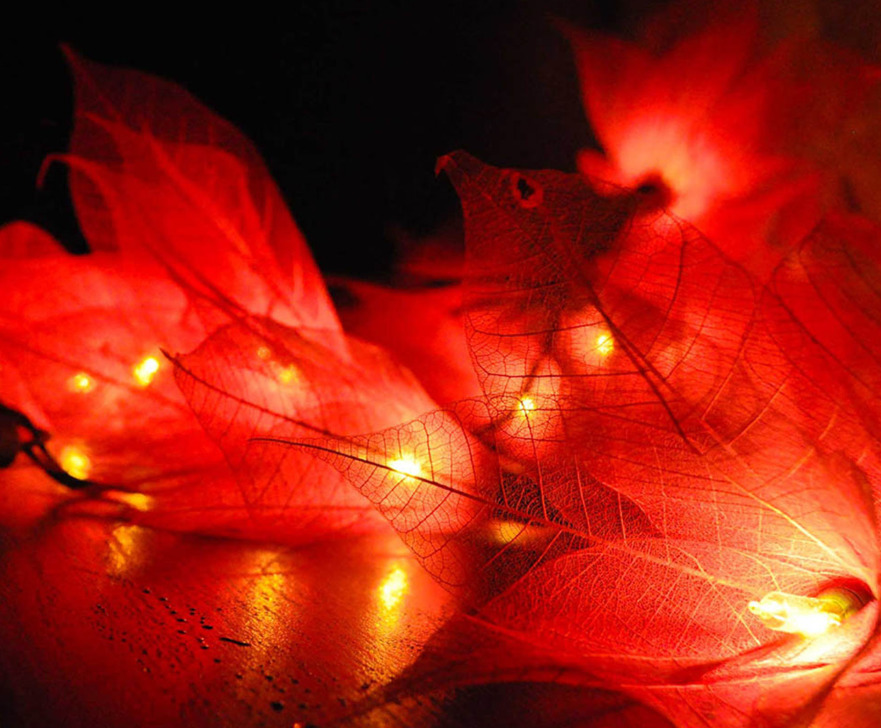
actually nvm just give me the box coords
[106,523,148,575]
[378,566,408,611]
[374,563,410,636]
[241,550,298,647]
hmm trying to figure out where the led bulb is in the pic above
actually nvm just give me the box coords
[517,396,535,413]
[748,590,855,638]
[595,332,614,356]
[59,446,92,480]
[68,372,95,393]
[277,364,299,385]
[132,356,160,387]
[387,457,421,479]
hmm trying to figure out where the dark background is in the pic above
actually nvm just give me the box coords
[0,2,652,277]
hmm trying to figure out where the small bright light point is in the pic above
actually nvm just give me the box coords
[132,356,160,387]
[490,519,550,547]
[518,396,535,413]
[748,591,848,638]
[60,446,92,480]
[388,457,421,478]
[277,364,299,385]
[256,345,272,360]
[495,519,532,545]
[379,566,408,610]
[595,332,614,356]
[109,491,155,512]
[68,372,95,393]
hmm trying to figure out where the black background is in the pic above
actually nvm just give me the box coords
[1,2,650,277]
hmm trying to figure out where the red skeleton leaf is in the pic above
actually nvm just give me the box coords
[60,47,339,334]
[288,153,881,726]
[0,51,440,544]
[2,6,881,726]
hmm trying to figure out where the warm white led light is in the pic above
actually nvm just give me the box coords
[387,457,421,478]
[68,372,95,393]
[595,332,614,356]
[60,445,92,480]
[748,590,855,638]
[277,364,299,385]
[133,356,160,387]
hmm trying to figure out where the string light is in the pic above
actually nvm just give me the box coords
[748,589,861,638]
[387,456,421,479]
[59,445,92,480]
[254,345,299,385]
[132,356,160,387]
[68,372,95,393]
[276,364,299,385]
[517,396,536,414]
[595,332,614,356]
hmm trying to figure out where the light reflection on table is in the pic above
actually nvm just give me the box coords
[0,465,452,727]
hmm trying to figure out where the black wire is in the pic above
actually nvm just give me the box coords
[0,402,100,490]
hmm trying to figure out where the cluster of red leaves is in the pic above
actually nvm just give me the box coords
[0,49,439,544]
[4,4,881,727]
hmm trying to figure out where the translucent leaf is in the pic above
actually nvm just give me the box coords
[442,151,878,575]
[60,47,340,335]
[0,221,437,542]
[0,223,215,486]
[0,220,67,258]
[765,213,881,443]
[288,154,881,726]
[332,277,482,405]
[0,50,385,542]
[564,1,853,271]
[164,315,451,542]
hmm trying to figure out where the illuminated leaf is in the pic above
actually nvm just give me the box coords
[332,277,482,405]
[290,154,881,726]
[442,151,879,574]
[60,47,339,335]
[0,222,214,487]
[162,316,450,542]
[0,223,425,544]
[564,1,854,274]
[765,213,881,443]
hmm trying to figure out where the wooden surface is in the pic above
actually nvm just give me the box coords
[0,466,451,728]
